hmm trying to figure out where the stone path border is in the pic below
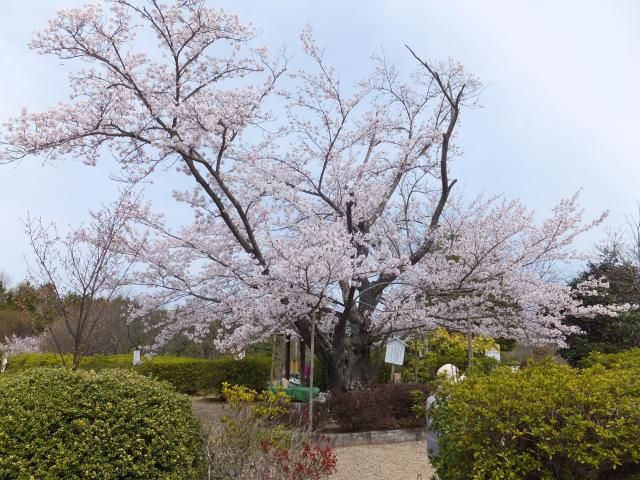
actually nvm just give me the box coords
[316,428,427,447]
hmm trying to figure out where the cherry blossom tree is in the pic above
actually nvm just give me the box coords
[0,333,46,357]
[1,0,618,387]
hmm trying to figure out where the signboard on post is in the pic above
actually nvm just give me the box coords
[133,349,141,366]
[1,353,7,373]
[384,338,407,366]
[485,346,500,361]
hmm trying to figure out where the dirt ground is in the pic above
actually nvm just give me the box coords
[191,396,226,425]
[332,441,434,480]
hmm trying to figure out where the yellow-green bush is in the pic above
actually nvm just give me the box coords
[5,353,134,370]
[580,347,640,370]
[5,353,271,394]
[379,328,499,383]
[431,360,640,479]
[0,368,202,480]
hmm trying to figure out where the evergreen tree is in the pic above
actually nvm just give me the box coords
[560,251,640,366]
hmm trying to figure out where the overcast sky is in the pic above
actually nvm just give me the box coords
[1,0,639,285]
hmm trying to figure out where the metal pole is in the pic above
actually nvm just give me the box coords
[308,311,316,430]
[467,310,473,368]
[299,337,306,385]
[284,334,291,380]
[269,334,277,386]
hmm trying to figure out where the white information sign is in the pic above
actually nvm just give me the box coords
[384,338,407,366]
[485,347,500,361]
[1,354,7,373]
[133,350,141,366]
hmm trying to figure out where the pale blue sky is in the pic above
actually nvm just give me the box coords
[1,0,639,284]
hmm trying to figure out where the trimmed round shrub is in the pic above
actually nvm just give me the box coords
[431,360,640,479]
[0,368,202,480]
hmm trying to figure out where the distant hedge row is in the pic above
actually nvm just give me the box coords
[5,353,271,394]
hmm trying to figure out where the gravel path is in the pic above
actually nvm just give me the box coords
[332,441,435,480]
[191,398,436,479]
[191,396,226,425]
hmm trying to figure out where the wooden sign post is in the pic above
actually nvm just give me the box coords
[385,338,407,383]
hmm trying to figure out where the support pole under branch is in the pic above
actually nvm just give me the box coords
[308,311,316,430]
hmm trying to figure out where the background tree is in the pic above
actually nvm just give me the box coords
[0,272,10,303]
[24,193,140,368]
[0,281,46,342]
[1,278,215,358]
[560,243,640,366]
[1,0,617,388]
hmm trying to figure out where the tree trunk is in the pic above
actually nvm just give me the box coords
[297,314,373,391]
[284,335,291,379]
[348,320,374,388]
[72,351,81,370]
[322,344,372,390]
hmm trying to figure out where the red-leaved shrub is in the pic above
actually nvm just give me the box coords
[262,437,337,480]
[321,383,431,432]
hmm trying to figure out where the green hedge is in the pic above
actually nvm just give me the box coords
[5,353,151,371]
[0,368,202,480]
[139,355,271,394]
[431,360,640,479]
[5,353,271,395]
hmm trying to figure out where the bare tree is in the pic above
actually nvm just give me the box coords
[25,192,140,369]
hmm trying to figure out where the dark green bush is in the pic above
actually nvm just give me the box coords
[205,355,272,393]
[0,368,202,480]
[139,356,211,394]
[137,355,271,394]
[431,361,640,479]
[6,353,271,394]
